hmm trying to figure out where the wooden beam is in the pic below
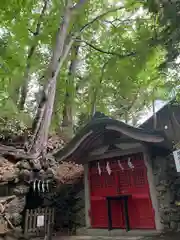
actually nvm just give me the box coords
[87,145,145,162]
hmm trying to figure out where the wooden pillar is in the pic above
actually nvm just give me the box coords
[143,151,163,231]
[84,164,91,228]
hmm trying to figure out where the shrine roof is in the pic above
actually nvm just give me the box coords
[55,112,172,163]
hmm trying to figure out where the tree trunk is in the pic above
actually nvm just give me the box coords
[18,0,49,110]
[28,1,73,159]
[89,88,97,118]
[27,0,87,161]
[61,43,80,140]
[89,61,108,118]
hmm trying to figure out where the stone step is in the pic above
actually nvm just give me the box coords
[76,228,159,238]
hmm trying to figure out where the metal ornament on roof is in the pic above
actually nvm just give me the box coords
[128,157,134,170]
[106,161,112,175]
[97,162,102,175]
[117,160,124,171]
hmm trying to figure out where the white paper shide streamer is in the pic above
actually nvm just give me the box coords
[118,160,124,171]
[97,162,102,175]
[128,157,134,170]
[106,161,112,175]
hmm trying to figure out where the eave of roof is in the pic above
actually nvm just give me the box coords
[54,112,171,163]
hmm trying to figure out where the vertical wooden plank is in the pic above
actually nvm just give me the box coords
[47,208,49,236]
[49,208,52,236]
[52,208,55,236]
[33,209,36,233]
[52,208,55,226]
[36,208,38,236]
[49,209,53,240]
[29,209,33,233]
[45,207,48,234]
[37,208,41,236]
[24,209,29,235]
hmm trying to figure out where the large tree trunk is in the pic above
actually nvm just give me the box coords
[18,0,49,110]
[28,1,73,160]
[89,61,108,118]
[28,0,86,161]
[61,43,80,140]
[89,88,97,118]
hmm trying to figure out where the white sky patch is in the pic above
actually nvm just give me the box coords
[138,100,167,125]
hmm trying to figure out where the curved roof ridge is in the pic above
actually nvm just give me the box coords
[54,112,170,162]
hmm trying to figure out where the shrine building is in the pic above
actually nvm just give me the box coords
[55,112,180,233]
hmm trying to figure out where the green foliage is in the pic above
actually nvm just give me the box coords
[145,0,180,68]
[0,0,174,136]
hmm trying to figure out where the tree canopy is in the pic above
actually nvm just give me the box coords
[0,0,175,144]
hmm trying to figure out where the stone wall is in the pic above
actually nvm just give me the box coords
[0,156,52,240]
[0,157,29,240]
[152,154,180,231]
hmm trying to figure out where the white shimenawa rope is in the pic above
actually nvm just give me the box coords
[106,161,112,175]
[118,160,124,171]
[128,157,134,170]
[97,162,102,175]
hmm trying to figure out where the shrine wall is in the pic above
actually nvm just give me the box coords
[150,153,180,231]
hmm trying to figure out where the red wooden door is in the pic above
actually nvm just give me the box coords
[111,200,124,228]
[90,198,108,228]
[116,154,155,229]
[89,153,155,230]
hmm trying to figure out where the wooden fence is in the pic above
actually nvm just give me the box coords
[24,207,55,238]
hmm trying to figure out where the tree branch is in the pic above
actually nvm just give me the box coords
[80,6,128,32]
[79,0,140,33]
[34,0,49,36]
[78,39,136,58]
[19,0,49,110]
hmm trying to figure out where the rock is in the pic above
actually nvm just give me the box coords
[19,170,30,181]
[4,235,17,240]
[11,213,22,226]
[160,180,169,186]
[0,195,16,204]
[177,222,180,231]
[0,156,8,166]
[13,227,23,238]
[156,185,166,192]
[0,158,18,182]
[169,214,180,222]
[46,168,54,178]
[13,185,29,196]
[17,160,31,170]
[39,169,45,179]
[170,221,178,230]
[6,197,25,215]
[30,159,41,170]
